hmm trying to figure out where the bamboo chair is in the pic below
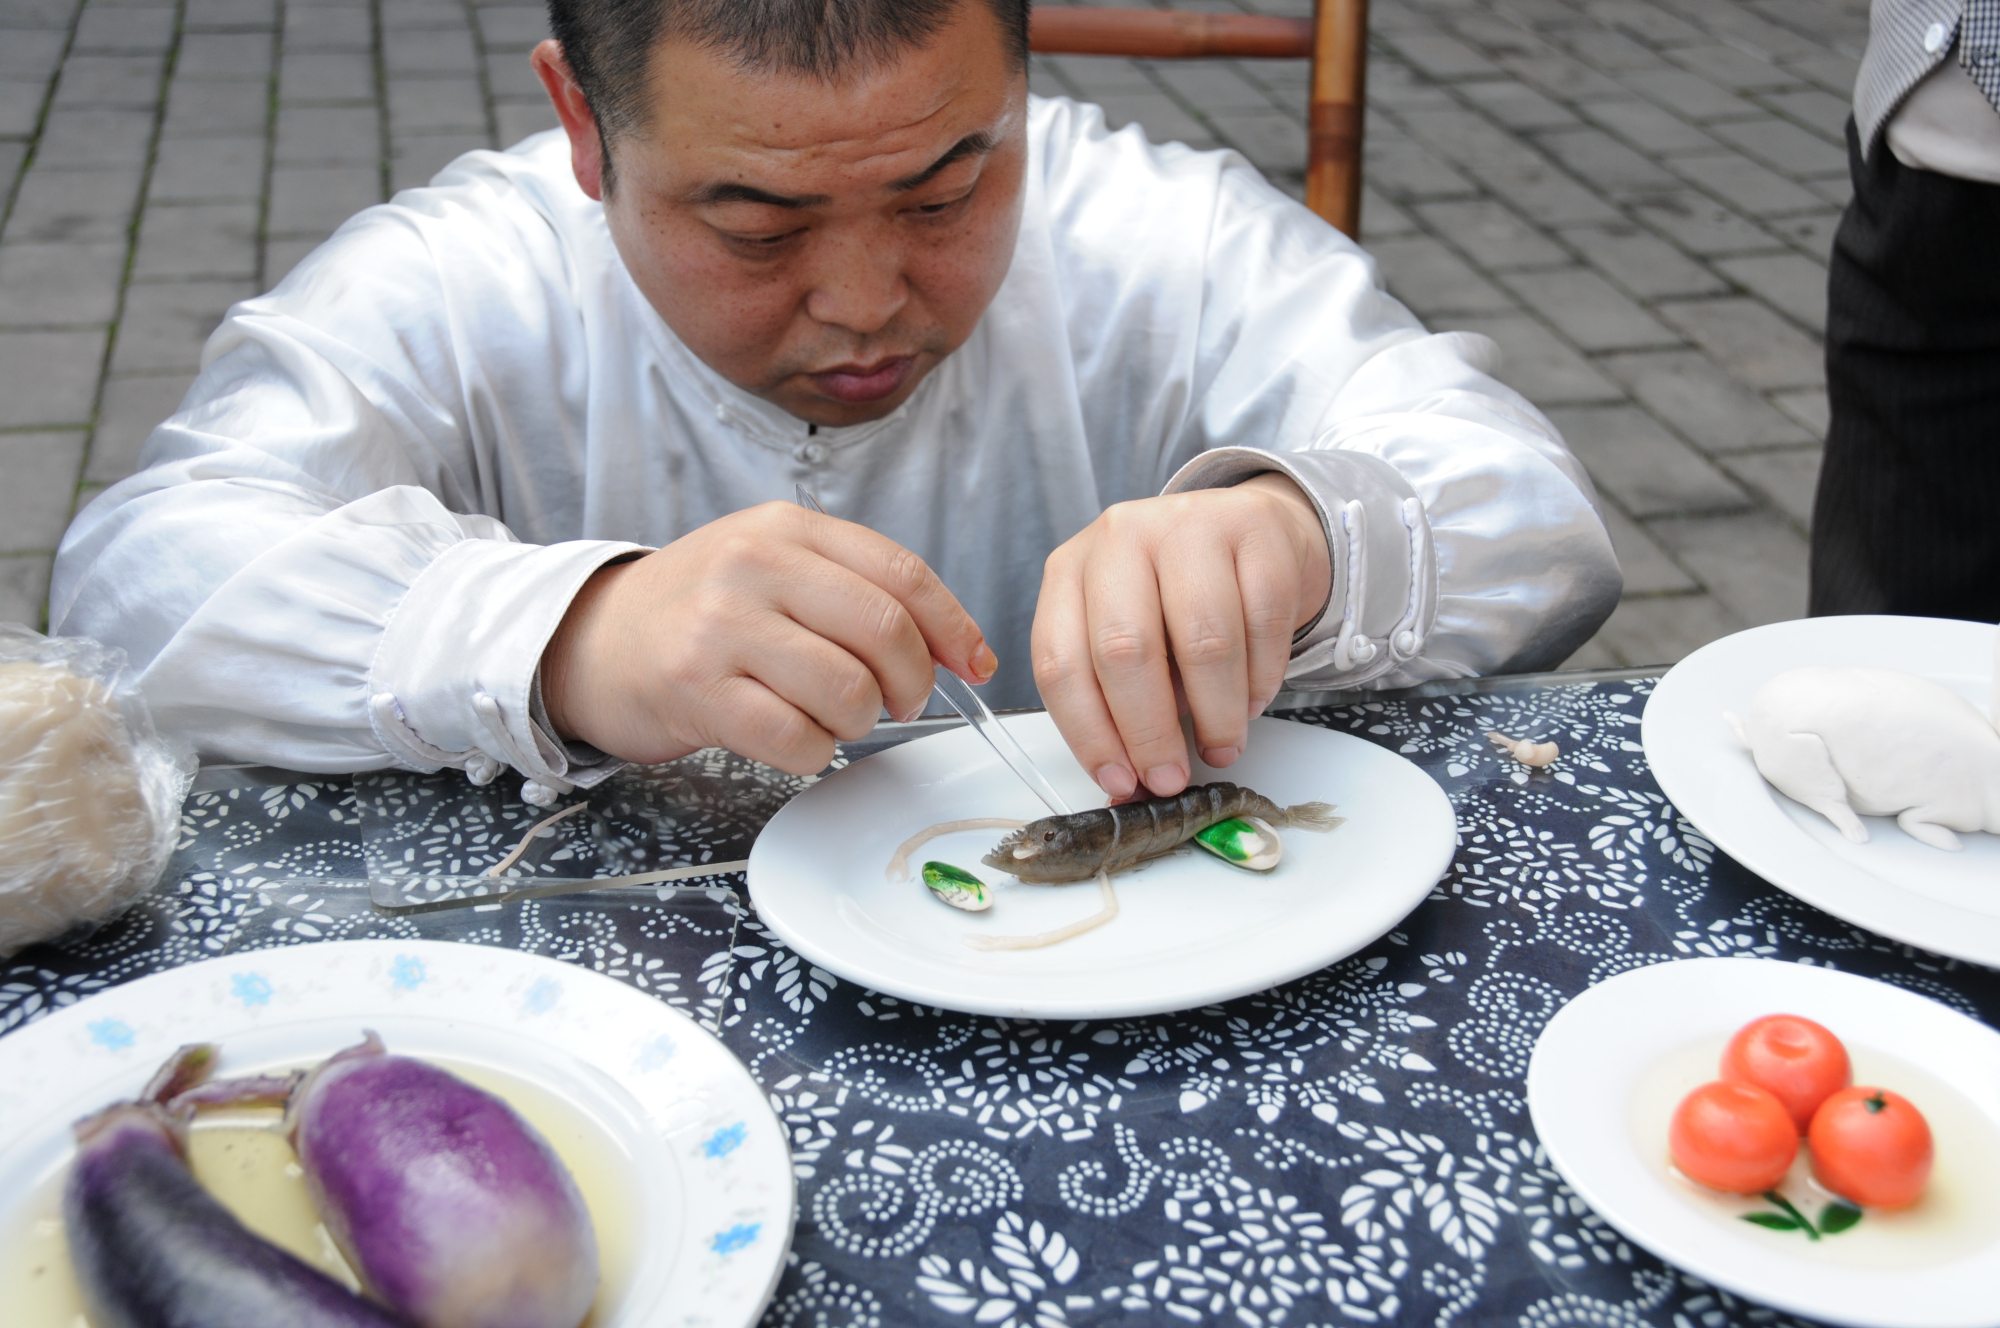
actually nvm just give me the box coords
[1028,3,1369,239]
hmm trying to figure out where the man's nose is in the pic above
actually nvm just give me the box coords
[803,225,908,334]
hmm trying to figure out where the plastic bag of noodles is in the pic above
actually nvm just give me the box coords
[0,623,194,957]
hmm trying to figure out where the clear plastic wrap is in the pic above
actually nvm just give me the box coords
[0,623,195,957]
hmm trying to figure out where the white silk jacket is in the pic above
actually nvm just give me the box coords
[53,97,1621,798]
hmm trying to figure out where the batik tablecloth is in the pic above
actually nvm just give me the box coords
[6,676,1993,1328]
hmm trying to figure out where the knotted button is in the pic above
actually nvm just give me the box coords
[795,441,829,465]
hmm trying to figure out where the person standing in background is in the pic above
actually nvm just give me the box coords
[1811,0,2000,621]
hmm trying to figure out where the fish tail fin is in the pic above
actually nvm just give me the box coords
[1280,801,1345,833]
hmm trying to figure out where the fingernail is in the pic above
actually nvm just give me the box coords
[1145,764,1186,795]
[1095,763,1136,799]
[970,645,998,681]
[1200,746,1239,768]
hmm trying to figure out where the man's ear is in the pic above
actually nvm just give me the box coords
[531,39,607,201]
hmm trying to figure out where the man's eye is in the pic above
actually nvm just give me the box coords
[726,229,802,250]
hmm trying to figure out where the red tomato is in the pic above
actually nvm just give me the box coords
[1808,1086,1933,1209]
[1669,1081,1799,1193]
[1720,1014,1851,1133]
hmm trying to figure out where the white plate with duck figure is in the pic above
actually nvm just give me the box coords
[749,713,1457,1020]
[0,940,793,1328]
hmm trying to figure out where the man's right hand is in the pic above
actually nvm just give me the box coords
[541,502,994,775]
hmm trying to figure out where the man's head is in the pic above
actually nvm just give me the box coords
[533,0,1032,426]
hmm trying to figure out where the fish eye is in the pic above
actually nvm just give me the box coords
[1042,830,1055,841]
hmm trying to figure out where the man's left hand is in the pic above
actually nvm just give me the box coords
[1031,473,1333,801]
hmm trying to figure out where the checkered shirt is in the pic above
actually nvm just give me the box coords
[1854,0,2000,152]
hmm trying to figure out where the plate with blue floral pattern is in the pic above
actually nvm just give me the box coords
[0,939,793,1327]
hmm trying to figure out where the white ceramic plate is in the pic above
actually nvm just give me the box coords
[1643,615,2000,965]
[748,713,1456,1019]
[1529,958,2000,1328]
[0,940,793,1327]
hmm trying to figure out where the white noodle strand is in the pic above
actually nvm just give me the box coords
[965,870,1118,951]
[886,817,1027,881]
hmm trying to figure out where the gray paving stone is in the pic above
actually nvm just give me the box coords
[72,4,174,53]
[0,77,48,137]
[1546,403,1751,514]
[1363,55,1460,111]
[1780,51,1862,98]
[1656,296,1824,390]
[0,555,54,628]
[163,79,272,137]
[380,2,463,31]
[185,0,278,27]
[284,4,371,47]
[0,143,28,196]
[391,131,492,191]
[88,372,193,483]
[1561,633,1623,669]
[1623,67,1759,120]
[38,106,156,164]
[0,430,87,550]
[1451,313,1626,404]
[1670,0,1828,60]
[1372,235,1518,317]
[0,0,81,27]
[1150,63,1287,115]
[495,100,559,150]
[475,6,549,47]
[1206,108,1308,175]
[1563,27,1673,71]
[1756,87,1851,141]
[1598,348,1812,451]
[384,26,477,75]
[131,202,261,280]
[1380,31,1501,80]
[1558,222,1727,298]
[268,163,382,234]
[1578,97,1719,154]
[280,50,377,101]
[0,30,68,80]
[1363,129,1478,202]
[1714,250,1826,330]
[484,54,546,102]
[1661,44,1800,92]
[0,328,109,428]
[1454,79,1582,131]
[1706,115,1847,178]
[1628,189,1778,255]
[149,134,266,201]
[1500,268,1681,350]
[1584,0,1711,47]
[1648,508,1809,624]
[177,32,276,80]
[1041,55,1155,97]
[262,234,325,284]
[1720,445,1821,528]
[496,100,560,150]
[1669,149,1825,215]
[1599,498,1698,593]
[4,167,145,241]
[1762,210,1841,261]
[110,278,252,375]
[0,239,128,324]
[1417,199,1569,269]
[1533,126,1683,198]
[1396,108,1625,225]
[1092,91,1215,150]
[1804,171,1851,207]
[52,54,165,110]
[277,103,382,164]
[1772,387,1830,437]
[1590,591,1744,665]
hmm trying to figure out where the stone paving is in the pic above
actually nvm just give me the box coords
[0,0,1867,670]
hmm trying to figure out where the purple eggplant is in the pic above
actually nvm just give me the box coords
[63,1043,412,1328]
[282,1032,600,1328]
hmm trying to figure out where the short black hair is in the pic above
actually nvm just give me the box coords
[549,0,1030,146]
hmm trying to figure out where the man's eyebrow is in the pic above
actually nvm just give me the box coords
[690,182,833,209]
[888,131,997,193]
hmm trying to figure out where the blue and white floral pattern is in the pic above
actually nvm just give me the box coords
[5,680,1994,1328]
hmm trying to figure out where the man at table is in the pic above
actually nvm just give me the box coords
[51,0,1619,807]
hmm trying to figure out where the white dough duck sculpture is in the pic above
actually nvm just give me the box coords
[1724,627,2000,851]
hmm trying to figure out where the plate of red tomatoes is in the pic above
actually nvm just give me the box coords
[1528,958,2000,1328]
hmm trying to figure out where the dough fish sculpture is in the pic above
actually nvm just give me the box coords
[1724,629,2000,851]
[889,782,1343,951]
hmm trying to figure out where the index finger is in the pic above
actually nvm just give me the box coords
[788,505,996,685]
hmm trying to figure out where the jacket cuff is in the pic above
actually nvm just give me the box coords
[1163,446,1436,689]
[369,537,646,798]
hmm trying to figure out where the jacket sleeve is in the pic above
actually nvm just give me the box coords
[51,162,641,796]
